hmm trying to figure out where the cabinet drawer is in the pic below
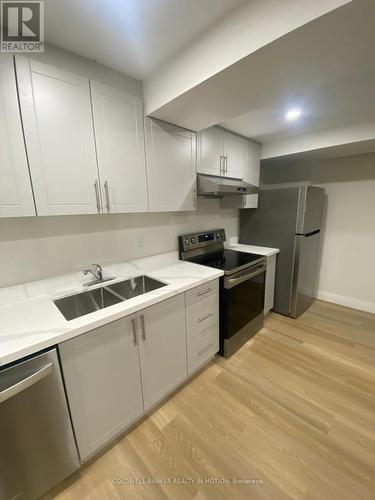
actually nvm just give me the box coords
[186,294,219,342]
[187,327,219,375]
[185,279,219,307]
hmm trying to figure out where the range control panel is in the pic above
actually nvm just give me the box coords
[179,229,226,252]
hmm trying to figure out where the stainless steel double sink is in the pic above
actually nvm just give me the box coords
[54,276,166,321]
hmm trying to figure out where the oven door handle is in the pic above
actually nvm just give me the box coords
[224,263,266,289]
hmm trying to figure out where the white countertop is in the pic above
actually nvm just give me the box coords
[226,237,279,257]
[0,252,223,367]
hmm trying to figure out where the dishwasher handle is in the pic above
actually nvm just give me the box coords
[0,362,54,404]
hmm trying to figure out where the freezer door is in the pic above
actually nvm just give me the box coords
[296,186,325,234]
[0,350,79,500]
[290,231,321,318]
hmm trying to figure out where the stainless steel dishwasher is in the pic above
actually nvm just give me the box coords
[0,349,79,500]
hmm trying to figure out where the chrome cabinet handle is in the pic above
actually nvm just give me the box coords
[131,318,138,345]
[94,180,101,213]
[197,287,213,297]
[140,314,146,341]
[0,363,54,404]
[198,312,214,323]
[104,181,110,213]
[224,155,228,175]
[199,343,214,356]
[219,155,224,175]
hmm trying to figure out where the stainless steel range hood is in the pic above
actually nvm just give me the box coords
[197,174,258,197]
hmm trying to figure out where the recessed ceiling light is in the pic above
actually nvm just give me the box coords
[285,108,302,122]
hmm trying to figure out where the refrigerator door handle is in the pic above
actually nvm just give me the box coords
[296,229,320,237]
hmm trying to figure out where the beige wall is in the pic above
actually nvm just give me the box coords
[0,199,239,288]
[261,152,375,314]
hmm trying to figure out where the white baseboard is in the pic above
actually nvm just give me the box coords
[317,291,375,315]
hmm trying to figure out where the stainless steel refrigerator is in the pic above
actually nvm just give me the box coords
[240,185,325,318]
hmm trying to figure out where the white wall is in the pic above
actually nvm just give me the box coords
[261,152,375,314]
[261,122,375,160]
[312,154,375,314]
[0,199,239,288]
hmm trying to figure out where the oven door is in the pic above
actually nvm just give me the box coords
[221,261,266,341]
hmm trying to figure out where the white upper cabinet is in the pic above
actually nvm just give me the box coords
[0,55,35,217]
[197,126,246,179]
[145,118,197,212]
[197,127,223,176]
[16,57,101,216]
[242,139,261,209]
[137,294,187,411]
[244,140,260,187]
[223,131,246,179]
[90,82,148,213]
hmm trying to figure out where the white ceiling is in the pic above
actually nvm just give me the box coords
[219,0,375,146]
[44,0,246,79]
[43,0,375,160]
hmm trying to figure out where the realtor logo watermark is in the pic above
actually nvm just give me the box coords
[1,1,44,52]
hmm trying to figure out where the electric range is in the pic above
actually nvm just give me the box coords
[179,229,266,358]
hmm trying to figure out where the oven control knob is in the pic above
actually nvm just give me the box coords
[184,238,190,245]
[216,233,221,239]
[191,237,196,244]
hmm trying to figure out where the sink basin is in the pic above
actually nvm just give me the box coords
[54,275,166,321]
[54,286,123,321]
[106,275,166,300]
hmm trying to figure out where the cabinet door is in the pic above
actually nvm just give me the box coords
[197,127,223,176]
[0,55,35,217]
[16,57,101,216]
[242,139,261,209]
[138,294,187,411]
[59,315,143,461]
[223,131,245,179]
[90,82,148,213]
[145,118,196,212]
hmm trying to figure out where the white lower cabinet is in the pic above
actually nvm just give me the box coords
[138,294,187,411]
[59,283,219,462]
[59,315,144,461]
[187,328,219,374]
[185,287,219,375]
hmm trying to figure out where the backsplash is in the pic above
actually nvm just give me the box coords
[0,199,239,288]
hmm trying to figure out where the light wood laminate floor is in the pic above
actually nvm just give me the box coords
[48,300,375,500]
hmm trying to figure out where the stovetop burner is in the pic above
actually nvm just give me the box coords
[187,248,264,274]
[179,228,265,275]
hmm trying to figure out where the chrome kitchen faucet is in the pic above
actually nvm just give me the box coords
[82,263,115,286]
